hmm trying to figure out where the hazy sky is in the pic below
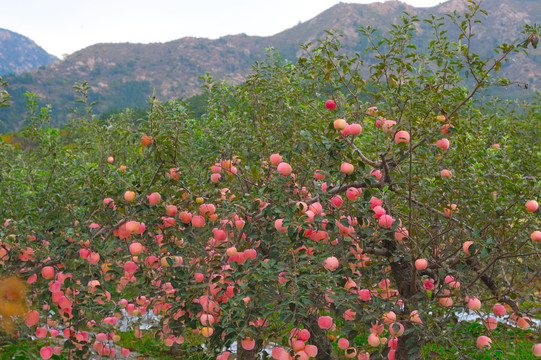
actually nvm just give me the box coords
[2,0,444,58]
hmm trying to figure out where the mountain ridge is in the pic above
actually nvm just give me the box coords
[0,28,58,76]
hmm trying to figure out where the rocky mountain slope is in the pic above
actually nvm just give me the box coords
[0,28,58,76]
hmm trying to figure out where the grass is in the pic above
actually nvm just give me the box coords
[0,321,537,359]
[421,322,538,360]
[0,337,65,360]
[116,330,209,359]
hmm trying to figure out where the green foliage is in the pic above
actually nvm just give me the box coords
[0,76,10,109]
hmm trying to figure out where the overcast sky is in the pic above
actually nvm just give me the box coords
[2,0,444,58]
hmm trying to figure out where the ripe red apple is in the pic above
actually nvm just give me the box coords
[367,106,378,116]
[493,303,506,316]
[441,123,454,134]
[382,120,397,133]
[439,297,453,307]
[226,247,237,257]
[241,338,255,350]
[40,347,53,360]
[318,316,333,329]
[324,256,339,271]
[529,34,540,48]
[201,327,214,337]
[463,241,474,254]
[340,162,354,174]
[415,259,427,270]
[334,119,348,130]
[383,311,396,324]
[270,153,282,165]
[525,200,538,212]
[441,169,452,178]
[370,169,382,180]
[129,242,143,255]
[349,123,362,135]
[394,130,410,144]
[126,221,140,234]
[147,192,161,205]
[367,333,380,347]
[378,214,394,229]
[337,338,349,349]
[274,219,288,233]
[484,317,498,330]
[532,343,541,357]
[41,266,55,279]
[124,191,136,202]
[517,316,531,330]
[314,170,325,180]
[325,100,337,110]
[178,211,192,224]
[277,162,292,176]
[389,322,404,337]
[436,138,450,150]
[476,336,492,349]
[166,205,177,216]
[192,216,205,228]
[221,160,232,169]
[141,135,153,147]
[467,297,481,311]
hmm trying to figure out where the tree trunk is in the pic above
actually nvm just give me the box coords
[390,258,425,360]
[237,343,256,360]
[303,312,337,360]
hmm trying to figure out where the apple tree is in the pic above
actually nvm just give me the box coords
[0,1,540,360]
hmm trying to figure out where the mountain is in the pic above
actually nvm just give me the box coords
[0,28,58,76]
[1,0,541,132]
